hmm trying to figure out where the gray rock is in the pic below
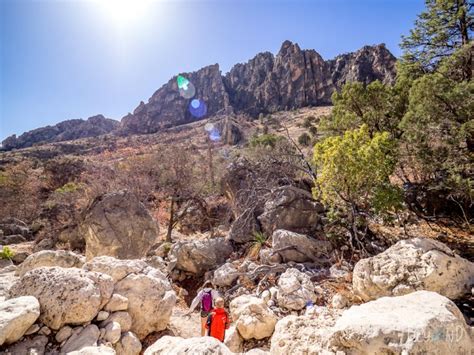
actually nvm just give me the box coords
[0,234,26,245]
[25,323,40,335]
[38,325,51,336]
[328,43,396,90]
[0,269,18,302]
[11,251,30,264]
[327,291,473,354]
[103,321,121,344]
[258,186,324,236]
[119,41,395,136]
[271,229,331,263]
[113,273,176,339]
[61,324,100,353]
[4,335,48,355]
[213,263,239,287]
[67,345,116,355]
[101,312,132,333]
[276,268,317,311]
[0,218,30,238]
[115,331,142,355]
[33,238,55,252]
[80,191,159,259]
[55,325,73,343]
[96,311,110,321]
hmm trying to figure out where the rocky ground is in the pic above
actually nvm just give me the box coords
[0,106,473,354]
[0,207,472,354]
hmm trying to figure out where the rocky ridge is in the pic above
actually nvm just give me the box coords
[2,115,118,151]
[121,41,396,134]
[2,41,396,149]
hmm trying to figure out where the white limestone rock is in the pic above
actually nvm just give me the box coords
[353,238,474,301]
[0,296,40,345]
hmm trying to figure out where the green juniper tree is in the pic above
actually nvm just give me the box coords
[401,0,473,79]
[313,125,401,250]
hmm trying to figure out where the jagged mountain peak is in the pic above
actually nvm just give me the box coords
[2,41,397,149]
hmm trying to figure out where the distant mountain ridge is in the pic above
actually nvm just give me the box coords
[2,40,396,150]
[2,115,118,150]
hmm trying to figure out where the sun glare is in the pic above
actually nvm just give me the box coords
[99,0,151,25]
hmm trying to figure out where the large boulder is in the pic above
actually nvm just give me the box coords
[83,256,176,340]
[213,262,239,287]
[230,295,278,340]
[270,307,341,355]
[258,186,324,236]
[228,209,261,243]
[83,256,148,282]
[326,291,473,354]
[80,191,159,259]
[16,250,86,277]
[168,237,233,275]
[8,267,114,330]
[276,268,317,310]
[0,296,40,345]
[113,272,176,339]
[353,238,474,301]
[144,336,232,355]
[271,229,331,263]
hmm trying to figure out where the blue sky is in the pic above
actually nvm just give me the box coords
[0,0,425,140]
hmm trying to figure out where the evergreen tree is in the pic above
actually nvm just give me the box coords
[401,0,473,79]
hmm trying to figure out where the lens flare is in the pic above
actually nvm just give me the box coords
[203,122,220,141]
[209,127,221,141]
[189,99,207,118]
[191,99,200,109]
[179,82,196,99]
[177,75,189,89]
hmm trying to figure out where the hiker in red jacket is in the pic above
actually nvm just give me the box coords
[206,297,231,342]
[186,280,220,336]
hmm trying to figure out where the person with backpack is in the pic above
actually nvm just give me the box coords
[206,297,231,342]
[186,280,220,336]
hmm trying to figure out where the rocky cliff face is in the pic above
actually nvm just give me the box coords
[3,41,397,144]
[121,41,396,134]
[328,44,397,90]
[224,40,335,116]
[2,115,118,150]
[120,64,232,135]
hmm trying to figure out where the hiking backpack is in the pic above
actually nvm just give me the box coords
[201,290,213,312]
